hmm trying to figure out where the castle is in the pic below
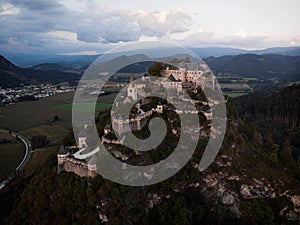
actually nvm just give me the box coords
[57,63,214,177]
[160,64,216,90]
[57,122,98,177]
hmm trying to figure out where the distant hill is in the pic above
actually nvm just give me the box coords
[4,54,100,68]
[4,46,300,67]
[0,55,81,88]
[205,54,300,79]
[250,46,300,56]
[189,46,300,58]
[2,53,300,88]
[30,63,79,72]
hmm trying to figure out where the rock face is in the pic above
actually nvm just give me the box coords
[282,195,300,221]
[222,192,235,205]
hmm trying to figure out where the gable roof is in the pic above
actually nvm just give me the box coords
[123,96,134,103]
[78,129,88,137]
[168,74,181,82]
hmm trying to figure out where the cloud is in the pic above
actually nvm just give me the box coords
[183,31,269,49]
[47,30,77,42]
[127,9,193,37]
[0,3,20,15]
[218,35,268,48]
[10,0,64,12]
[0,0,195,53]
[58,50,100,56]
[0,0,293,54]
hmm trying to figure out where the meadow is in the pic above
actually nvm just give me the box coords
[23,144,60,178]
[0,91,115,179]
[0,132,25,181]
[0,92,75,131]
[51,102,112,114]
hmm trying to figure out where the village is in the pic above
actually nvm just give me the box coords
[0,83,75,106]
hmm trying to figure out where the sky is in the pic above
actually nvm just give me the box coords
[0,0,299,55]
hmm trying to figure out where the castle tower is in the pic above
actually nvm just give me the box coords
[78,129,88,148]
[130,73,134,83]
[87,155,97,177]
[127,73,137,100]
[57,146,69,173]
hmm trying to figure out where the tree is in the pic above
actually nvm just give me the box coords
[31,135,49,149]
[269,152,278,166]
[148,62,163,76]
[240,198,275,225]
[279,140,294,163]
[53,115,59,121]
[63,131,76,147]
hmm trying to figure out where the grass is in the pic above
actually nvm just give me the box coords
[0,92,74,131]
[225,92,249,98]
[0,93,74,180]
[0,133,25,181]
[0,91,114,181]
[51,102,112,114]
[23,144,60,177]
[20,124,70,142]
[220,83,251,90]
[242,77,259,81]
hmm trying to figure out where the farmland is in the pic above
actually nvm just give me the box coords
[0,92,75,131]
[23,144,60,178]
[0,132,25,181]
[51,102,112,114]
[0,91,115,180]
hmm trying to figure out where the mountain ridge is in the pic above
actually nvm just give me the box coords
[0,55,81,88]
[4,46,300,67]
[205,54,300,79]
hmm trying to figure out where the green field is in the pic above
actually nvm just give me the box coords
[0,92,75,180]
[23,145,60,178]
[242,77,259,81]
[20,124,70,142]
[51,102,112,114]
[225,92,249,98]
[0,91,114,180]
[220,83,251,90]
[0,92,75,131]
[0,132,25,181]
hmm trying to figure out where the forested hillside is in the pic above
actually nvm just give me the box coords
[205,54,300,79]
[0,55,81,88]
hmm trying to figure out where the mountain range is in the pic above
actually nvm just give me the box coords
[205,54,300,79]
[4,46,300,68]
[1,52,300,88]
[0,55,81,88]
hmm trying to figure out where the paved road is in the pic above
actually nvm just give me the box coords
[0,129,32,190]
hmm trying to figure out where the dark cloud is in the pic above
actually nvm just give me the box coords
[0,1,194,53]
[9,0,64,12]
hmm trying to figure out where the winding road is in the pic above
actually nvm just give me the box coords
[0,129,32,190]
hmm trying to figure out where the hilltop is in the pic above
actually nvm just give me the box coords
[205,54,300,79]
[1,85,299,224]
[0,55,81,88]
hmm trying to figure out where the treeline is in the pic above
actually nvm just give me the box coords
[235,84,300,129]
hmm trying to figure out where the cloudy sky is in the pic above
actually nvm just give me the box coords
[0,0,299,55]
